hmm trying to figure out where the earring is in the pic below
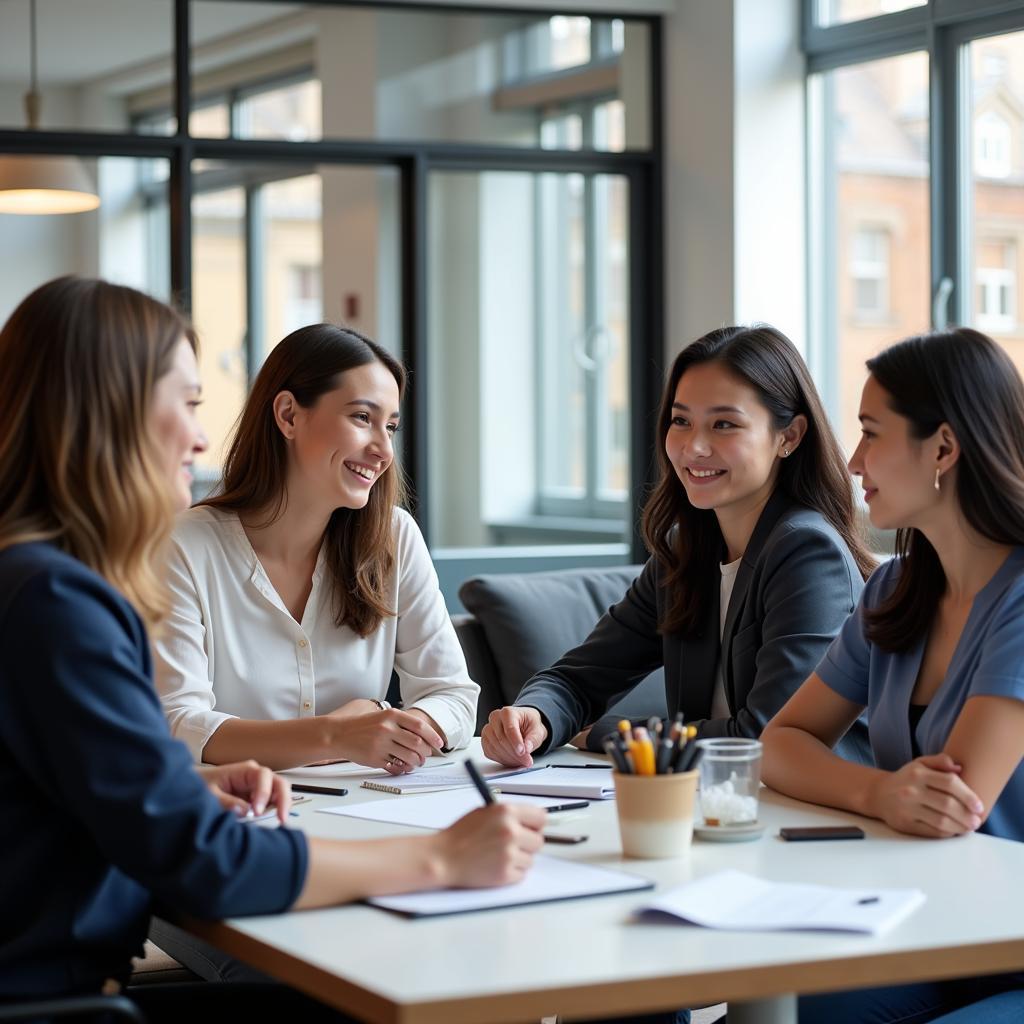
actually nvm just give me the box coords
[934,468,941,492]
[782,447,790,458]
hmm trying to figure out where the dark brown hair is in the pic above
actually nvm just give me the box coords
[203,324,407,637]
[642,324,874,636]
[863,327,1024,652]
[0,275,195,628]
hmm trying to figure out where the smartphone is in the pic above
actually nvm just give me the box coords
[542,833,589,845]
[779,826,865,842]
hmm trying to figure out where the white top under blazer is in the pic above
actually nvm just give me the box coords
[154,505,479,761]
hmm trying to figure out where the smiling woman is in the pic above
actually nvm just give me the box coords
[481,324,876,770]
[152,323,479,778]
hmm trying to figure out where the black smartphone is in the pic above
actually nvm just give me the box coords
[779,826,865,841]
[542,833,589,844]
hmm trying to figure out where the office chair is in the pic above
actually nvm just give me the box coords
[0,993,144,1022]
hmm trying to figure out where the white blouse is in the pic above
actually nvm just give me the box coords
[154,505,479,761]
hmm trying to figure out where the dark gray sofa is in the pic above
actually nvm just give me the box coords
[453,564,668,735]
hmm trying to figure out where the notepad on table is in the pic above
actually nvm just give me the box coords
[320,788,582,830]
[488,764,615,800]
[369,853,652,918]
[359,762,530,794]
[638,869,925,935]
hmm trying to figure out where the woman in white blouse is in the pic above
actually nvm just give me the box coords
[155,323,479,771]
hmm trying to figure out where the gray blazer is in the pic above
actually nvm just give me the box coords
[515,491,872,763]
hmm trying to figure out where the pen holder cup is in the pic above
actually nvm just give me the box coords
[696,738,762,829]
[613,770,699,859]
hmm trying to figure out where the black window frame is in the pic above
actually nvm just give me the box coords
[0,0,664,561]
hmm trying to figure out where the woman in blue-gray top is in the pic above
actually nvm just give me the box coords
[0,277,544,1018]
[763,327,1024,1024]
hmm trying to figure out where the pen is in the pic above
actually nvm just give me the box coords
[677,743,704,773]
[548,764,612,769]
[291,784,350,796]
[543,800,590,812]
[656,737,675,775]
[632,727,656,776]
[603,735,630,773]
[464,758,496,805]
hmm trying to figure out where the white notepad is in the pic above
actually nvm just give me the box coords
[639,869,925,935]
[369,853,652,917]
[490,765,616,800]
[319,788,583,830]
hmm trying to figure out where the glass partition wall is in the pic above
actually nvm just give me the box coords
[0,1,663,590]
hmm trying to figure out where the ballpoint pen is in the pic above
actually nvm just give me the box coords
[465,760,589,843]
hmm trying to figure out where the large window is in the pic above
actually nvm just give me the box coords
[0,1,662,583]
[806,1,1024,456]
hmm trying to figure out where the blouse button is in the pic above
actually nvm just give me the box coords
[298,638,308,648]
[303,701,312,710]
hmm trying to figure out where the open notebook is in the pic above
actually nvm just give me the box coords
[637,870,925,935]
[369,853,652,918]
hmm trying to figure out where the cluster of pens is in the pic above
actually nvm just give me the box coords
[602,714,703,775]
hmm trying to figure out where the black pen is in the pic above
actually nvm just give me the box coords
[291,784,349,796]
[464,758,496,805]
[677,744,704,773]
[548,764,612,769]
[543,800,589,812]
[602,736,630,773]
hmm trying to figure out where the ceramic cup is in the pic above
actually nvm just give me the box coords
[613,769,699,858]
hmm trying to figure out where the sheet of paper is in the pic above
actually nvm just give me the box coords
[640,869,925,935]
[319,788,584,830]
[369,853,651,917]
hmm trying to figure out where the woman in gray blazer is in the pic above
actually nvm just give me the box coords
[482,324,875,768]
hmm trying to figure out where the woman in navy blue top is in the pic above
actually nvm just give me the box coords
[0,277,545,1013]
[763,328,1024,1023]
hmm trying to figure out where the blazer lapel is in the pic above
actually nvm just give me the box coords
[719,491,794,693]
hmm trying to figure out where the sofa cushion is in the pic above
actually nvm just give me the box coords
[458,566,667,737]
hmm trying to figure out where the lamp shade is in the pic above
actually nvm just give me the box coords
[0,154,100,214]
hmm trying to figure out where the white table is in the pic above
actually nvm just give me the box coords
[184,742,1024,1024]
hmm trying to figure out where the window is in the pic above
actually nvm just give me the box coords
[851,227,891,319]
[977,240,1017,333]
[809,49,930,455]
[975,112,1012,180]
[0,0,661,576]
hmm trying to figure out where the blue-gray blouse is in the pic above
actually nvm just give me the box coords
[818,548,1024,843]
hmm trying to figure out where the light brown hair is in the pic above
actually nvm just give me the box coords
[0,275,195,627]
[202,324,408,637]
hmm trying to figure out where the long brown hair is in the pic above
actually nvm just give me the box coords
[0,275,194,627]
[864,328,1024,652]
[642,324,874,636]
[203,324,407,637]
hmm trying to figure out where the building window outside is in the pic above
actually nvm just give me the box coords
[977,240,1017,334]
[851,226,891,320]
[976,112,1012,180]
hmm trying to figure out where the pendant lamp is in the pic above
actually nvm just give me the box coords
[0,0,100,215]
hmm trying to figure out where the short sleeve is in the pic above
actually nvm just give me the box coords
[816,561,897,706]
[968,581,1024,703]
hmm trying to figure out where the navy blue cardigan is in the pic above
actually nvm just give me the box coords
[0,543,308,998]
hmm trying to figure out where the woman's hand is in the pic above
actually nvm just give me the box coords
[329,708,444,774]
[197,760,292,824]
[481,706,549,767]
[433,803,547,888]
[866,753,985,838]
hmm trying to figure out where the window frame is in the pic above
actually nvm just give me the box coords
[0,0,663,562]
[803,0,1024,422]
